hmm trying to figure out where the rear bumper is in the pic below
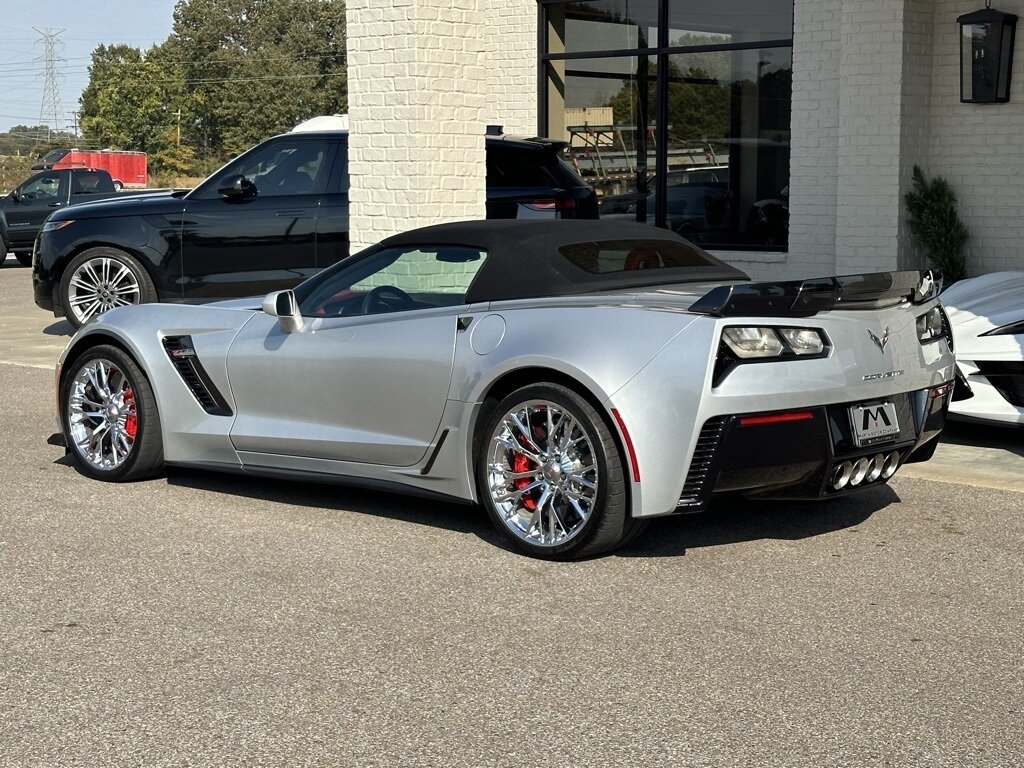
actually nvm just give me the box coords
[676,384,952,511]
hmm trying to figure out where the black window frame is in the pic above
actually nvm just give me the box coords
[537,0,793,252]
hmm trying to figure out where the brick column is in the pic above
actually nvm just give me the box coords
[787,0,936,278]
[484,0,538,137]
[347,0,490,251]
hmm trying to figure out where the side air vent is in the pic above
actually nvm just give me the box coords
[975,360,1024,407]
[677,417,727,511]
[161,335,233,416]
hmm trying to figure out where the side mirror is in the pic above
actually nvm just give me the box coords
[10,189,20,202]
[218,174,257,201]
[262,289,303,333]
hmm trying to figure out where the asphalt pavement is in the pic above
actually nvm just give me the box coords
[1,254,1022,767]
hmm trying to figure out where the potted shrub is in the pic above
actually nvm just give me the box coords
[904,165,969,284]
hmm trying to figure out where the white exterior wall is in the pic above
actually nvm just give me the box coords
[786,0,1024,279]
[346,0,536,252]
[925,0,1024,276]
[485,1,538,136]
[347,0,489,251]
[785,0,842,280]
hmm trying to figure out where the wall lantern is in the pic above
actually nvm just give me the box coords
[958,2,1018,103]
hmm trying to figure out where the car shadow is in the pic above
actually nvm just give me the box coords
[159,466,895,560]
[43,320,75,337]
[940,419,1024,458]
[614,485,898,559]
[165,468,504,543]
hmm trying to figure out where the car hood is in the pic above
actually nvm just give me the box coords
[50,190,185,219]
[941,271,1024,361]
[942,271,1024,336]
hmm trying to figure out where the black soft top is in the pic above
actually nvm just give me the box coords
[378,220,749,304]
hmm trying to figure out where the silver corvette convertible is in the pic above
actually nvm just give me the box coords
[55,220,956,559]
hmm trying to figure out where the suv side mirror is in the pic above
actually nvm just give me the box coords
[262,289,303,333]
[218,174,257,201]
[9,189,19,202]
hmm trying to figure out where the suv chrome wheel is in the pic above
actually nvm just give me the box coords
[66,256,142,325]
[486,399,599,548]
[67,357,138,471]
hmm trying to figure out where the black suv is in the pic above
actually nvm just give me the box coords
[33,131,597,328]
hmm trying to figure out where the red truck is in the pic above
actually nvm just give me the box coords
[32,148,147,189]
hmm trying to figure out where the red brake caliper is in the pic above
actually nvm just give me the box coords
[513,451,538,511]
[123,388,137,440]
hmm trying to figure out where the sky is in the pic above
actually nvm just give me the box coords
[0,0,177,134]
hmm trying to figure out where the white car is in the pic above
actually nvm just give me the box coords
[942,271,1024,426]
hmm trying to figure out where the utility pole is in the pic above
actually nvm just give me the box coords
[174,108,182,146]
[34,27,65,141]
[71,111,79,142]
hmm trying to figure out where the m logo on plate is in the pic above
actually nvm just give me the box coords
[861,405,892,431]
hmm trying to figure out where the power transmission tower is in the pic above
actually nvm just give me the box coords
[34,27,66,141]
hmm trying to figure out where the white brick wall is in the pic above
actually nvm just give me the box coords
[787,0,842,279]
[788,0,1024,279]
[484,1,538,136]
[347,0,536,252]
[897,0,935,272]
[924,1,1024,277]
[347,0,490,251]
[834,0,907,275]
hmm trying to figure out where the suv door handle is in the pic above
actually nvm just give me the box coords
[276,209,308,217]
[48,202,63,208]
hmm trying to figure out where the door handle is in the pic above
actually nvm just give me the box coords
[276,210,308,217]
[48,202,62,208]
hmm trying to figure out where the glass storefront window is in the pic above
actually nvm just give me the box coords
[666,0,794,44]
[547,1,661,54]
[548,55,656,221]
[541,0,794,250]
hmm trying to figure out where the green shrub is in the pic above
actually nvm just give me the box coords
[904,165,969,283]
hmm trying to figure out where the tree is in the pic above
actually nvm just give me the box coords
[166,0,347,155]
[79,45,179,153]
[77,0,347,174]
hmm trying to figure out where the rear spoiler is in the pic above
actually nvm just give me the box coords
[689,270,942,318]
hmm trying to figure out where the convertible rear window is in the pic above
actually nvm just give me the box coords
[558,239,720,274]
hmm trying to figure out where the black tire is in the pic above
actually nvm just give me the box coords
[112,180,123,191]
[477,382,641,560]
[61,344,163,482]
[59,247,156,330]
[14,251,32,267]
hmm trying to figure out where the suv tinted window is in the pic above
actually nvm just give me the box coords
[487,149,559,188]
[204,138,332,198]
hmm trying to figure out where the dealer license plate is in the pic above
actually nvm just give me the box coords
[849,401,900,447]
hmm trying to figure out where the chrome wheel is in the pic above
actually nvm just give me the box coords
[66,256,141,325]
[67,358,138,471]
[486,399,598,548]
